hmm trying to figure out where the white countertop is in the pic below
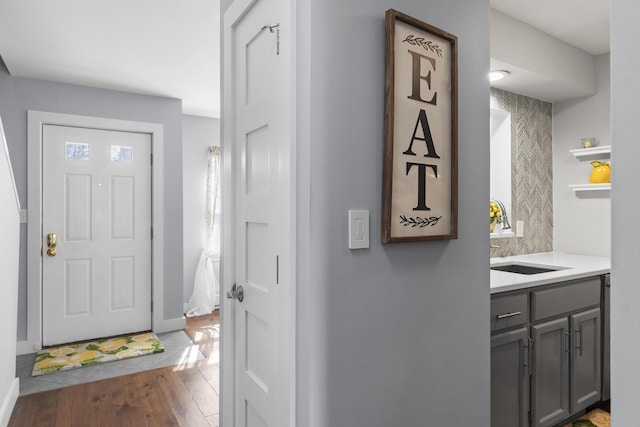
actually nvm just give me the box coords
[490,252,611,294]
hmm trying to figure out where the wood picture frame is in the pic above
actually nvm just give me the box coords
[382,9,458,243]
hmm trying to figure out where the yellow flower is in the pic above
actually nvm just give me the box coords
[48,347,76,357]
[98,338,127,352]
[68,350,98,363]
[115,349,141,359]
[34,357,72,370]
[489,202,503,224]
[131,332,155,342]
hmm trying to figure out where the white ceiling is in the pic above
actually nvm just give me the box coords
[0,0,220,118]
[490,0,610,56]
[0,1,607,119]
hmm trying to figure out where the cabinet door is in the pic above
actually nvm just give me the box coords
[531,317,570,427]
[570,307,601,412]
[491,327,529,427]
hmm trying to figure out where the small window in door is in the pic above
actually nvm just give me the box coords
[111,145,133,162]
[65,142,90,160]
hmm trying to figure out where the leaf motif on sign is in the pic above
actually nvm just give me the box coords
[402,35,443,57]
[399,215,443,228]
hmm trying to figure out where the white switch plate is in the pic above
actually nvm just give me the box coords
[516,220,524,237]
[349,210,369,249]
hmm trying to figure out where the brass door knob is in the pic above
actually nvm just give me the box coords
[47,233,57,257]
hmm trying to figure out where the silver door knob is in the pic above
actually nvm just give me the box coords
[226,284,244,302]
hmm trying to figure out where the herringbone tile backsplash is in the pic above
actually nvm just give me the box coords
[490,88,553,257]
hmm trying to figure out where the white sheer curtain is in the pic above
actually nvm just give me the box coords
[186,146,221,317]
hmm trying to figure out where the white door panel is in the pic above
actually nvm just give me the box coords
[42,125,152,346]
[225,0,293,424]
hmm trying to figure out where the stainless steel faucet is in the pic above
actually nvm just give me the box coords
[490,198,511,230]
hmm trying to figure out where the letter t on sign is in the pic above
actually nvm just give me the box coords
[406,162,438,211]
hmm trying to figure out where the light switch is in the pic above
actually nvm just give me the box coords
[516,220,524,237]
[349,210,369,249]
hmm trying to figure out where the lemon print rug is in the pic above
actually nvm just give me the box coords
[561,408,610,427]
[32,332,164,376]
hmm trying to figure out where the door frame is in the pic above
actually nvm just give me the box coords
[21,110,165,355]
[221,0,297,424]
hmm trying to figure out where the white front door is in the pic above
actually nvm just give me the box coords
[41,124,152,346]
[223,0,294,425]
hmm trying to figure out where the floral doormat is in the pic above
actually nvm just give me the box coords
[32,332,164,376]
[562,409,610,427]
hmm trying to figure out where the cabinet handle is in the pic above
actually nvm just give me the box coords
[496,311,522,319]
[523,337,533,375]
[575,327,583,357]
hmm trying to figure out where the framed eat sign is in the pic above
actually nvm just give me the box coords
[382,9,458,243]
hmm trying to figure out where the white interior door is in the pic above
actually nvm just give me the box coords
[42,125,152,346]
[224,0,294,425]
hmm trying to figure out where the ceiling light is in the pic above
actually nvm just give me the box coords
[489,70,510,82]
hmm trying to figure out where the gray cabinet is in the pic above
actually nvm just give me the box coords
[530,308,601,427]
[531,317,570,427]
[491,276,604,427]
[491,293,530,427]
[570,307,601,412]
[491,327,530,427]
[530,278,602,427]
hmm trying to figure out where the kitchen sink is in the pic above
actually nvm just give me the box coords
[490,263,566,275]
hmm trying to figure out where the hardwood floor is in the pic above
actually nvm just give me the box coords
[183,310,219,360]
[9,312,220,427]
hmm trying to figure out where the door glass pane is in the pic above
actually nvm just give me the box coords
[65,142,90,160]
[111,145,133,162]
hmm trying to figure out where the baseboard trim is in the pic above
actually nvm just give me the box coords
[153,316,187,334]
[0,377,19,427]
[16,340,39,356]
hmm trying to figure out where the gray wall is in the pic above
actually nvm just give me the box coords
[0,57,184,340]
[553,53,611,257]
[296,0,490,425]
[611,0,640,423]
[490,88,554,257]
[182,114,220,303]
